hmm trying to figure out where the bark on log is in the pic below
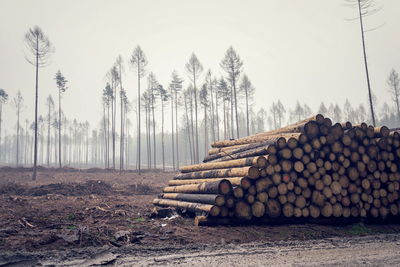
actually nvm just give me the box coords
[211,115,322,148]
[174,166,260,180]
[153,198,220,216]
[160,193,225,206]
[180,156,267,173]
[168,177,243,186]
[203,141,277,162]
[211,133,301,148]
[163,180,232,195]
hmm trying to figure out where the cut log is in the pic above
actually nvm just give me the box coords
[251,201,265,217]
[153,198,220,216]
[212,115,321,146]
[168,177,243,186]
[235,201,252,219]
[180,156,267,173]
[265,199,281,218]
[211,133,301,148]
[174,166,260,180]
[208,144,247,155]
[161,193,225,206]
[203,141,277,162]
[163,180,232,195]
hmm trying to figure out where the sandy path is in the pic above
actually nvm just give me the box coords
[37,234,400,266]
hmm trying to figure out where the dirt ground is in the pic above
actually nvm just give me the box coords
[1,167,400,266]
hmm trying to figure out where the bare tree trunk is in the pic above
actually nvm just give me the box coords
[395,85,400,120]
[204,104,208,157]
[16,106,20,167]
[0,104,3,161]
[120,94,124,172]
[145,102,150,168]
[112,80,116,169]
[184,96,193,164]
[47,103,51,167]
[54,125,57,166]
[103,104,107,168]
[215,91,220,141]
[189,92,195,163]
[32,37,39,180]
[107,103,110,168]
[357,0,376,126]
[161,99,165,171]
[137,68,141,174]
[233,75,239,138]
[175,91,179,169]
[58,91,62,168]
[223,100,227,139]
[171,93,175,170]
[245,87,249,136]
[210,85,215,142]
[152,92,156,169]
[193,74,199,163]
[230,88,234,139]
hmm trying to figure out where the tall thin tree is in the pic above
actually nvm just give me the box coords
[169,71,183,169]
[345,0,382,126]
[24,26,54,180]
[239,74,255,136]
[14,91,23,167]
[387,69,400,121]
[0,89,9,158]
[158,85,169,171]
[46,95,54,167]
[220,46,243,138]
[54,70,68,168]
[185,53,203,163]
[130,46,148,173]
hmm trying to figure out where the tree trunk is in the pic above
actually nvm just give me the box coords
[152,91,156,169]
[204,104,208,158]
[137,67,141,174]
[233,74,239,138]
[184,95,193,164]
[0,104,2,160]
[163,180,232,195]
[190,91,195,163]
[175,91,179,169]
[16,105,20,167]
[194,73,199,163]
[47,103,51,167]
[174,166,260,180]
[160,193,225,206]
[215,90,220,141]
[102,104,107,168]
[161,99,165,171]
[58,91,62,168]
[180,156,267,173]
[357,0,376,126]
[245,86,249,136]
[32,36,39,181]
[171,91,175,170]
[153,198,220,217]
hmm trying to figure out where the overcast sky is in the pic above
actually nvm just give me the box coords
[0,0,399,133]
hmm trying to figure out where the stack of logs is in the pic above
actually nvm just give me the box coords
[153,114,400,225]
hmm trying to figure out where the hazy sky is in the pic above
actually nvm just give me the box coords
[1,0,400,133]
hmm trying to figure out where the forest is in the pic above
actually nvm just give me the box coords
[1,39,400,172]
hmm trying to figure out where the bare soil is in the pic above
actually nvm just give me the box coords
[0,167,400,266]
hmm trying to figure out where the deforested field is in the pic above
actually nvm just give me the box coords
[0,167,400,266]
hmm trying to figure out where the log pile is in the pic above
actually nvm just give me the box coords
[153,114,400,225]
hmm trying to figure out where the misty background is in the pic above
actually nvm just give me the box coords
[0,0,400,168]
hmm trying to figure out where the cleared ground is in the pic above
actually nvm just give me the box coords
[0,167,399,266]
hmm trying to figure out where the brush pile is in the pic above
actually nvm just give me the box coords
[153,114,400,225]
